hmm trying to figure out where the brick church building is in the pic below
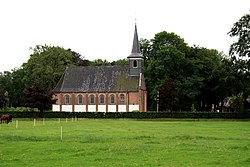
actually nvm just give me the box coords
[52,25,147,112]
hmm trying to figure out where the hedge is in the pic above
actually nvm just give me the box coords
[0,111,250,119]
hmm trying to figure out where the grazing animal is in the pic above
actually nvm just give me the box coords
[0,114,12,124]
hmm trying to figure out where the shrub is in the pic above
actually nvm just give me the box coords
[5,107,39,112]
[0,111,249,119]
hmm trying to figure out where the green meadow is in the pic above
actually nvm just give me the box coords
[0,119,249,166]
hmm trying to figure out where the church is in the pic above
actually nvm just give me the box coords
[52,25,147,112]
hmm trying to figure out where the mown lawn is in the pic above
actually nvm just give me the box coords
[0,119,249,166]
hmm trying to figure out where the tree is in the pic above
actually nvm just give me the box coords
[89,59,111,66]
[111,59,128,66]
[9,68,28,107]
[2,44,84,108]
[24,45,83,90]
[143,31,224,111]
[230,92,244,112]
[67,48,87,66]
[227,12,250,111]
[0,71,13,107]
[140,38,151,60]
[144,31,189,110]
[186,46,222,110]
[203,53,250,112]
[22,45,85,109]
[0,89,8,109]
[21,83,51,112]
[228,12,250,58]
[159,80,181,111]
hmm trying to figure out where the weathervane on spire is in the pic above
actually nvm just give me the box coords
[134,12,137,25]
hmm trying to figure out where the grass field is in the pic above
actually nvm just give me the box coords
[0,119,249,166]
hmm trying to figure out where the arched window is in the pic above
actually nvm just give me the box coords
[89,94,95,104]
[99,95,105,105]
[120,94,125,104]
[110,94,115,104]
[78,95,83,104]
[65,95,70,105]
[133,60,138,68]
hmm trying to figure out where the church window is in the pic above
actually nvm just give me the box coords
[133,60,138,68]
[65,95,70,105]
[110,94,115,104]
[78,95,83,104]
[89,95,95,104]
[120,94,125,104]
[99,95,105,105]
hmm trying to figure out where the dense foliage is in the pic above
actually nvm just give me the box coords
[228,12,250,58]
[21,83,51,112]
[0,88,8,109]
[141,31,227,111]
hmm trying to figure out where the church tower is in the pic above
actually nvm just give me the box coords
[127,24,144,76]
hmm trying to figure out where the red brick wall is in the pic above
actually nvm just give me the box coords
[54,91,147,112]
[128,92,139,105]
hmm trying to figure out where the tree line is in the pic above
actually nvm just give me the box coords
[0,12,249,112]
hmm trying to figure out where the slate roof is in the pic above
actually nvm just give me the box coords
[53,66,141,93]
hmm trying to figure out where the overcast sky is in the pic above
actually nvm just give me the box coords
[0,0,249,72]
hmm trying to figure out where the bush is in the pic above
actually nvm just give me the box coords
[0,111,249,119]
[5,107,39,112]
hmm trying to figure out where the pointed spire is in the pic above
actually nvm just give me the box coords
[128,24,143,58]
[131,24,140,53]
[127,23,144,76]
